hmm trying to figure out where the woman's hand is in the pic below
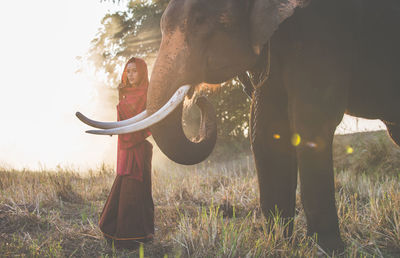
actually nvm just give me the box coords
[118,83,126,89]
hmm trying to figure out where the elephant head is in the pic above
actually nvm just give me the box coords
[77,0,306,164]
[146,0,307,164]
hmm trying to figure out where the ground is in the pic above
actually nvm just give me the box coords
[0,131,400,257]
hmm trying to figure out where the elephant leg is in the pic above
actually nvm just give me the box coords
[289,89,346,253]
[250,81,297,235]
[384,122,400,147]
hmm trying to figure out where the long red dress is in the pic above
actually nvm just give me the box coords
[99,57,154,249]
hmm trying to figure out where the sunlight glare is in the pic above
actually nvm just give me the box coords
[0,0,126,170]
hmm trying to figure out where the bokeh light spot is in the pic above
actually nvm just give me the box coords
[273,134,281,139]
[346,146,354,154]
[306,142,317,148]
[291,133,301,146]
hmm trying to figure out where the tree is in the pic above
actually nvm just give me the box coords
[90,0,251,150]
[90,0,168,86]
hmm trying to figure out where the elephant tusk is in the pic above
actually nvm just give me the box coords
[75,110,148,129]
[86,85,191,136]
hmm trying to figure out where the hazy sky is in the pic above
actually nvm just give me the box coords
[0,0,128,170]
[0,0,385,170]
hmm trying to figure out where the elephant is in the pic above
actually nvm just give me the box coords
[77,0,400,253]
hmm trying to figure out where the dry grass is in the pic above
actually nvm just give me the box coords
[0,131,400,257]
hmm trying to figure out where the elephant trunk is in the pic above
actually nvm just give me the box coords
[147,51,217,165]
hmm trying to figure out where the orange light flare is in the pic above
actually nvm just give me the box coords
[273,134,281,140]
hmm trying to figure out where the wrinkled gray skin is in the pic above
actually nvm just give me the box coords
[147,0,400,253]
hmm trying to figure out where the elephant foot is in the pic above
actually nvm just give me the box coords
[312,232,345,256]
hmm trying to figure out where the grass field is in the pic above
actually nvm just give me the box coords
[0,131,400,257]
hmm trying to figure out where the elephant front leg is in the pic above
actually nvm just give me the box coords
[289,92,345,253]
[250,83,297,235]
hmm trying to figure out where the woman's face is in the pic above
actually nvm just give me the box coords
[126,62,140,85]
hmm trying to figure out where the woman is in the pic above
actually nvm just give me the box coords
[99,57,154,249]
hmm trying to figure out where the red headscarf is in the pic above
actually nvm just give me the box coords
[116,57,151,179]
[120,57,149,89]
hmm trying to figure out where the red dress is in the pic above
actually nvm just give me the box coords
[99,57,154,249]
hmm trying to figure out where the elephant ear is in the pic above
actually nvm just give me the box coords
[249,0,311,55]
